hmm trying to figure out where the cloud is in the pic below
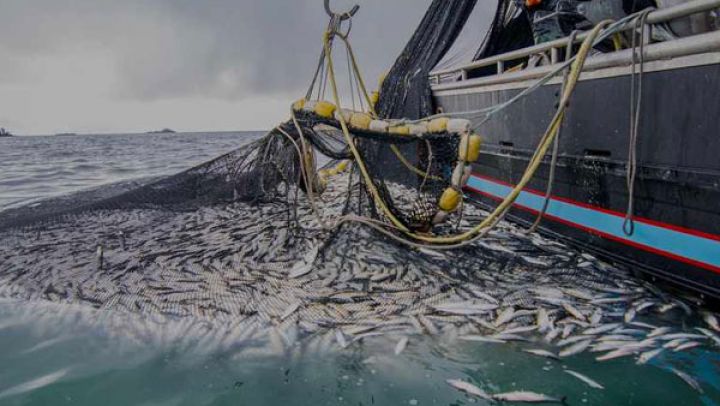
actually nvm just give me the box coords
[0,0,431,133]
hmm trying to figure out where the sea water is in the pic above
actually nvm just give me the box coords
[0,133,719,405]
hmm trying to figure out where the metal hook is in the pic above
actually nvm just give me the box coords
[324,0,359,21]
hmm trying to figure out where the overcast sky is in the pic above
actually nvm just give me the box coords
[0,0,431,135]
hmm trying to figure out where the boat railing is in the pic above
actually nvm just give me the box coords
[428,0,720,87]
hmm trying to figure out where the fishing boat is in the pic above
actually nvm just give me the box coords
[0,128,12,137]
[409,0,720,297]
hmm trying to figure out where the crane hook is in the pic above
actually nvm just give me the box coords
[324,0,360,20]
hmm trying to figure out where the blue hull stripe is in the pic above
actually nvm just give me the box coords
[466,175,720,272]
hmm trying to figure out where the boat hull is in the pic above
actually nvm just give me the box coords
[433,55,720,297]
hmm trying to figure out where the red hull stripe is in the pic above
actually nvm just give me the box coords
[465,174,720,275]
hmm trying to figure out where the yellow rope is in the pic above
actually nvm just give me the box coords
[322,21,611,245]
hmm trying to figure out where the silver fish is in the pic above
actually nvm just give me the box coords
[658,333,705,341]
[564,370,604,389]
[562,303,585,321]
[658,302,678,313]
[495,307,516,327]
[663,338,687,349]
[492,333,530,342]
[647,327,672,338]
[582,323,621,336]
[557,335,589,347]
[589,308,603,325]
[703,312,720,332]
[335,330,348,349]
[536,308,551,332]
[624,308,636,323]
[502,325,538,335]
[446,379,492,400]
[394,337,409,355]
[564,288,594,301]
[559,339,592,357]
[561,324,575,339]
[280,302,301,321]
[544,328,561,343]
[459,335,507,344]
[434,302,498,315]
[492,391,564,403]
[596,347,638,361]
[670,368,703,394]
[523,349,559,360]
[673,341,701,352]
[418,315,439,335]
[696,328,720,346]
[636,348,663,365]
[634,301,656,312]
[470,290,499,304]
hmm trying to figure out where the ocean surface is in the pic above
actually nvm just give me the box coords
[0,133,719,406]
[0,132,263,211]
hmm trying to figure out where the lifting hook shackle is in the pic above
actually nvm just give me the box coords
[324,0,360,21]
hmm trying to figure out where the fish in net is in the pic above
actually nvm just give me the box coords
[0,1,716,372]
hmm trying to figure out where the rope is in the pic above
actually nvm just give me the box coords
[322,17,613,245]
[623,9,652,236]
[402,13,641,127]
[526,30,579,234]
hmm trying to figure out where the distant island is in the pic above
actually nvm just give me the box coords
[55,132,77,137]
[0,128,13,137]
[147,128,176,134]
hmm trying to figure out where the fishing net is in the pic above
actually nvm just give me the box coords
[375,0,479,120]
[2,5,717,376]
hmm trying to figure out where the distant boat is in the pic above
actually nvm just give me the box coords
[55,132,77,137]
[147,128,176,134]
[0,128,13,137]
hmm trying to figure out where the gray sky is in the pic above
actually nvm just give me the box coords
[0,0,431,134]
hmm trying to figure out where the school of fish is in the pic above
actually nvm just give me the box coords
[1,173,719,402]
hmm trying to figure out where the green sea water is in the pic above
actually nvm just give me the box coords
[1,300,718,406]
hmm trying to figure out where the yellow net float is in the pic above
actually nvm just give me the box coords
[428,117,449,133]
[349,112,373,130]
[389,125,410,135]
[292,98,306,112]
[314,101,337,119]
[438,187,462,212]
[458,133,482,162]
[408,123,428,135]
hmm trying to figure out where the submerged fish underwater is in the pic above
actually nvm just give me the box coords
[1,166,720,405]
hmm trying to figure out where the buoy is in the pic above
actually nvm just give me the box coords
[439,187,461,212]
[428,117,449,133]
[314,101,337,119]
[389,125,410,135]
[292,99,306,112]
[350,113,373,130]
[467,134,482,162]
[458,133,482,162]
